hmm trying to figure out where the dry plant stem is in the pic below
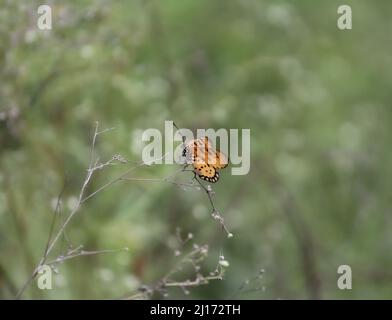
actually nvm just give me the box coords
[44,248,126,266]
[192,174,232,237]
[121,169,233,236]
[80,153,170,203]
[228,269,266,299]
[16,122,134,299]
[16,124,98,298]
[119,167,198,190]
[124,245,225,300]
[16,124,186,298]
[120,177,195,189]
[16,122,230,299]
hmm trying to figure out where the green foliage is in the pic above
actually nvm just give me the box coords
[1,0,391,299]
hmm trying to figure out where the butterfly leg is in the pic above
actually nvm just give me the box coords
[181,164,195,173]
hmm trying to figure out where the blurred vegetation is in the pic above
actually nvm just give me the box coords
[1,0,392,299]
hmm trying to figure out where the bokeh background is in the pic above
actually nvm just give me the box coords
[1,0,392,299]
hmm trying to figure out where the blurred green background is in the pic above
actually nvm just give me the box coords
[1,0,392,299]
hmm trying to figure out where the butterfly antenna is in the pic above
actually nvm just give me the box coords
[173,121,186,143]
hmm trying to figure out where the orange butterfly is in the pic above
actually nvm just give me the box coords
[182,137,229,183]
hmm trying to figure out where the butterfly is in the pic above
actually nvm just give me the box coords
[182,136,229,183]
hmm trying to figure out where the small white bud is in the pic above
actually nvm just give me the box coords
[219,260,230,268]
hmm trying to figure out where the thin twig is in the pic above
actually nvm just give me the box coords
[192,174,233,238]
[43,183,66,259]
[16,123,127,299]
[80,153,169,203]
[45,247,128,266]
[122,242,227,300]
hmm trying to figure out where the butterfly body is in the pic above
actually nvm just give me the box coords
[183,137,228,183]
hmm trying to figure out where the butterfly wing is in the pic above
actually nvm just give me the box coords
[212,150,229,169]
[200,138,229,170]
[183,137,228,183]
[193,162,219,183]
